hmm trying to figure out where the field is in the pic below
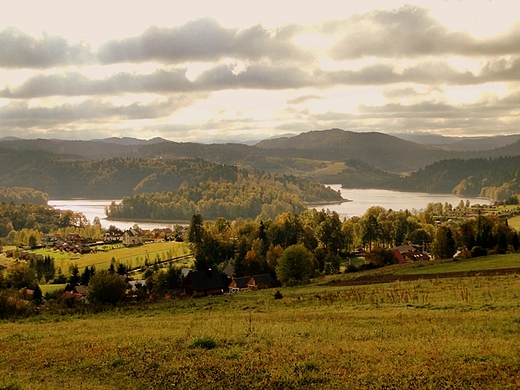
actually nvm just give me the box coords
[2,242,193,276]
[2,259,520,389]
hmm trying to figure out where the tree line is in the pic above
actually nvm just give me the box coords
[0,187,49,205]
[186,202,519,286]
[390,155,520,201]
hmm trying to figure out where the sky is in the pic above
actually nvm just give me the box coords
[1,0,520,143]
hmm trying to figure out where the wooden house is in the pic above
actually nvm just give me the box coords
[183,269,225,297]
[228,276,251,293]
[247,274,277,290]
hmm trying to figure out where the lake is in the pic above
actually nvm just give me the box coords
[316,185,491,219]
[48,186,491,229]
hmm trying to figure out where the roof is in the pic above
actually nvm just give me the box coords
[74,285,89,295]
[184,269,225,292]
[59,291,83,300]
[392,245,415,254]
[403,251,431,261]
[229,276,251,289]
[390,249,407,264]
[248,274,276,288]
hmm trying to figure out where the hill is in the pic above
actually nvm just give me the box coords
[394,133,520,151]
[391,155,520,200]
[254,129,455,172]
[0,148,342,205]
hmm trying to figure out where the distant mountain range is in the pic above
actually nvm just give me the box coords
[1,129,520,200]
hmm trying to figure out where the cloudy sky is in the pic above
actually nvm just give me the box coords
[1,0,519,142]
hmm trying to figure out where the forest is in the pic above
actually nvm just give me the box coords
[0,187,48,205]
[105,171,342,221]
[186,203,519,286]
[390,155,520,200]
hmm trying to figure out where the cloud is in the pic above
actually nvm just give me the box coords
[286,95,322,105]
[0,69,193,98]
[0,94,205,129]
[98,18,311,65]
[328,5,520,59]
[0,27,93,68]
[2,59,493,99]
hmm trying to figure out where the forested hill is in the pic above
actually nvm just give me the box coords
[2,130,520,177]
[253,129,457,172]
[0,148,342,203]
[392,155,520,201]
[0,187,49,205]
[106,173,329,221]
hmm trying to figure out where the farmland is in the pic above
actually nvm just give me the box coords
[1,255,520,389]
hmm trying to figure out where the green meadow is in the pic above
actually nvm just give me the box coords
[28,241,192,275]
[2,268,520,389]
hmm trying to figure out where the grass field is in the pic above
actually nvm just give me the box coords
[33,241,192,275]
[397,253,520,275]
[508,214,520,231]
[2,269,520,389]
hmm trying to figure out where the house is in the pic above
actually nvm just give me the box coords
[403,251,431,262]
[103,232,122,243]
[228,276,251,293]
[58,291,84,301]
[122,228,144,246]
[183,269,224,297]
[247,274,277,290]
[390,245,431,264]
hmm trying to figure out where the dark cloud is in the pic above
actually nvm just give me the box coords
[0,27,93,68]
[2,60,492,99]
[0,69,193,98]
[194,64,316,89]
[98,18,312,65]
[0,94,204,129]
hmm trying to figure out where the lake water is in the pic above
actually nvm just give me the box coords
[316,185,491,219]
[48,186,491,229]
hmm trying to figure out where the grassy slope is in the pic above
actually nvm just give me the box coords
[397,253,520,275]
[1,275,520,389]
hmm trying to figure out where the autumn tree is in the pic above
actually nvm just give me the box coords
[276,244,314,286]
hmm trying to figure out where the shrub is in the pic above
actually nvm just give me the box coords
[192,336,217,350]
[470,246,488,258]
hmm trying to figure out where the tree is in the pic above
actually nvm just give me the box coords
[88,270,126,305]
[366,248,398,267]
[276,244,314,286]
[68,264,80,288]
[6,263,37,289]
[360,213,381,251]
[32,285,43,305]
[431,226,456,260]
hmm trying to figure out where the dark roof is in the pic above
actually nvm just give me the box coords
[229,276,251,289]
[248,274,276,288]
[184,269,225,292]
